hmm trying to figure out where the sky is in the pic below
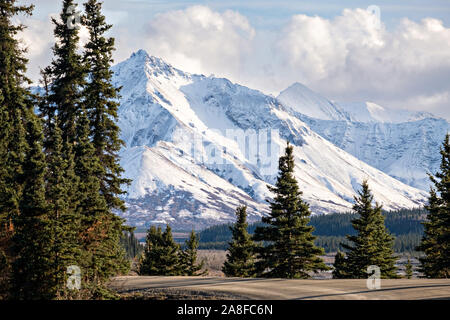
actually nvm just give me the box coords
[17,0,450,120]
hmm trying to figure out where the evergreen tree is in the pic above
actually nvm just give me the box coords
[37,67,54,151]
[405,258,413,279]
[253,142,329,278]
[38,1,86,296]
[417,134,450,278]
[11,115,55,299]
[181,230,206,276]
[0,101,13,299]
[74,108,129,286]
[0,92,10,237]
[45,118,83,298]
[139,226,180,276]
[42,0,86,143]
[139,226,163,275]
[139,225,181,276]
[0,0,35,299]
[332,251,349,279]
[342,181,398,279]
[223,206,257,277]
[160,225,181,276]
[77,0,132,293]
[0,248,8,299]
[83,0,130,211]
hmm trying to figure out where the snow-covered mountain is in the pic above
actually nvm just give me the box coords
[278,83,449,190]
[278,83,435,124]
[112,50,427,229]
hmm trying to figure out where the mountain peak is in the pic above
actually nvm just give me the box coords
[130,49,150,59]
[286,82,314,92]
[113,50,191,93]
[128,49,172,71]
[278,82,350,121]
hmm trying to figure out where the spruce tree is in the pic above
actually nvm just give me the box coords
[417,134,450,278]
[342,180,398,279]
[0,0,33,223]
[139,226,163,275]
[78,0,131,292]
[223,206,257,277]
[74,109,124,286]
[0,98,13,299]
[0,0,35,298]
[0,248,8,299]
[83,0,130,211]
[43,0,86,143]
[405,258,413,279]
[181,230,206,276]
[11,115,55,299]
[253,142,329,278]
[0,93,10,295]
[39,1,86,296]
[332,251,349,279]
[45,118,83,298]
[160,225,182,276]
[139,225,181,276]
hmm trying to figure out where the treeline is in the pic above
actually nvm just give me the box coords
[313,234,422,253]
[197,234,422,253]
[0,0,131,299]
[310,208,426,236]
[198,208,426,253]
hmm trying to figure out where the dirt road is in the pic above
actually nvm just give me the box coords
[110,276,450,300]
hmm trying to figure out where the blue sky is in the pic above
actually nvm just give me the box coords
[21,0,450,119]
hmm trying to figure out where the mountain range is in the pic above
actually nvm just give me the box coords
[111,50,443,229]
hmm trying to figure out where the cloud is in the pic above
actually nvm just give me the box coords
[17,16,54,83]
[274,9,450,118]
[18,12,91,85]
[142,6,255,80]
[20,4,450,119]
[139,6,450,119]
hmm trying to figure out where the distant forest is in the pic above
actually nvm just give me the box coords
[197,208,426,253]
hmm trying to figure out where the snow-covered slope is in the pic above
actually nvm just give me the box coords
[277,83,449,190]
[113,50,427,229]
[338,101,435,123]
[279,83,434,124]
[278,83,351,121]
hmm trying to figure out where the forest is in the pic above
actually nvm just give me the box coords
[197,208,426,253]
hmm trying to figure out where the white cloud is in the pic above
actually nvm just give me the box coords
[142,6,255,80]
[273,9,450,118]
[19,4,450,119]
[137,6,450,119]
[17,16,54,83]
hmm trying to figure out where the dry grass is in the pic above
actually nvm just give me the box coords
[119,288,244,300]
[196,251,338,278]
